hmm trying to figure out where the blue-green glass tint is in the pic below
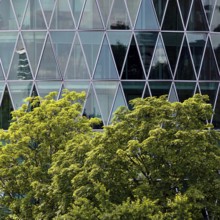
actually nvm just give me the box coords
[94,37,118,79]
[0,63,5,80]
[108,0,131,29]
[97,0,113,26]
[8,81,32,109]
[211,33,220,69]
[79,0,103,29]
[149,37,172,79]
[22,0,47,29]
[107,31,131,74]
[50,0,75,29]
[202,0,216,24]
[63,81,90,93]
[175,82,196,102]
[135,0,159,30]
[69,0,85,26]
[211,0,220,31]
[149,81,171,97]
[187,33,207,73]
[169,84,178,102]
[39,0,56,26]
[37,36,61,80]
[94,81,118,125]
[136,32,158,75]
[65,35,90,79]
[22,31,46,76]
[162,0,183,30]
[50,31,75,76]
[12,0,28,27]
[0,0,17,30]
[0,32,17,75]
[125,0,141,26]
[36,81,61,98]
[79,31,103,74]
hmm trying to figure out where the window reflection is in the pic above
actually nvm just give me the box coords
[211,0,220,31]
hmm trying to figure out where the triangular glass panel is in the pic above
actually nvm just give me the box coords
[79,31,103,74]
[135,0,159,30]
[8,35,32,80]
[187,33,207,74]
[187,0,208,31]
[0,62,5,80]
[162,0,183,30]
[199,82,218,107]
[175,39,196,80]
[0,0,17,30]
[50,0,75,29]
[63,81,90,94]
[84,85,103,121]
[0,32,17,75]
[125,0,141,26]
[39,0,56,26]
[69,0,85,27]
[108,0,131,30]
[94,81,118,125]
[22,31,46,77]
[136,32,158,75]
[211,0,220,31]
[143,83,151,98]
[65,35,90,79]
[175,82,196,102]
[178,0,192,25]
[211,33,220,69]
[107,31,131,74]
[79,0,103,29]
[153,0,168,24]
[8,81,32,109]
[212,88,220,128]
[122,37,145,79]
[0,82,5,103]
[31,84,39,97]
[162,32,183,73]
[169,84,178,102]
[36,81,62,99]
[0,87,13,130]
[202,0,216,24]
[22,0,47,29]
[122,81,145,108]
[149,37,172,79]
[37,35,61,80]
[11,0,28,27]
[97,0,113,27]
[50,31,75,76]
[149,81,171,97]
[109,84,127,123]
[199,39,220,80]
[94,36,118,79]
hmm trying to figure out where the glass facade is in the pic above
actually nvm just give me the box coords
[0,0,220,128]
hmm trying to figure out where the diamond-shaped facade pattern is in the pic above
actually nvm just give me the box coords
[1,0,220,129]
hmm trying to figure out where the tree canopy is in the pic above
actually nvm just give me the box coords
[0,92,220,219]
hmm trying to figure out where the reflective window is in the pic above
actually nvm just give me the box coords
[211,33,220,69]
[12,0,27,27]
[153,0,167,24]
[69,0,85,26]
[125,0,141,26]
[63,81,90,93]
[36,81,61,98]
[175,82,196,102]
[149,81,171,97]
[97,0,113,26]
[178,0,192,25]
[202,0,216,24]
[211,0,220,31]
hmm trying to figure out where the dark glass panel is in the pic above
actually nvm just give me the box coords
[12,0,28,27]
[162,0,183,30]
[199,39,220,80]
[94,37,118,79]
[149,37,172,79]
[202,0,216,24]
[178,0,192,25]
[97,0,113,26]
[125,0,141,26]
[65,35,90,79]
[122,37,145,79]
[149,81,171,97]
[79,0,103,29]
[143,83,151,98]
[22,0,46,29]
[213,91,220,128]
[211,0,220,31]
[135,32,158,74]
[175,82,196,102]
[175,39,196,80]
[122,81,145,108]
[187,0,208,31]
[50,0,75,29]
[187,33,207,73]
[108,0,131,30]
[135,0,159,30]
[211,33,220,69]
[199,82,218,107]
[153,0,168,24]
[162,32,183,73]
[108,31,131,74]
